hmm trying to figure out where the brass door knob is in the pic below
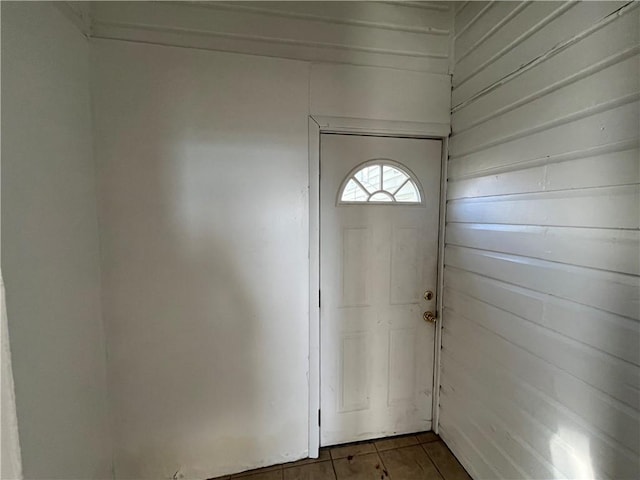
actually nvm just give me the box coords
[423,311,437,323]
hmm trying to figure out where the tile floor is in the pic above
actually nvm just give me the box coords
[210,432,472,480]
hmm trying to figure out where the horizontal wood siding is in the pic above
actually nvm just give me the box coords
[89,1,452,72]
[443,2,640,479]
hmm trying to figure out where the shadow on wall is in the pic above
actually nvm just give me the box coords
[91,33,337,478]
[101,132,265,478]
[98,68,308,477]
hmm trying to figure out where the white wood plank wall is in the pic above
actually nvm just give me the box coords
[89,1,452,73]
[443,2,640,479]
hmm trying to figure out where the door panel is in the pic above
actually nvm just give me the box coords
[320,133,442,446]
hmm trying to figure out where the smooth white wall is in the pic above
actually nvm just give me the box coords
[310,63,450,124]
[442,2,639,479]
[91,40,311,480]
[1,3,112,479]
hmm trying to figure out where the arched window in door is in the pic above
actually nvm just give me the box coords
[338,160,423,205]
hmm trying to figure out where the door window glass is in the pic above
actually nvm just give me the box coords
[338,161,423,204]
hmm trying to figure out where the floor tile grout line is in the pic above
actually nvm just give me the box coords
[421,442,447,480]
[372,440,386,477]
[375,448,391,480]
[329,455,338,480]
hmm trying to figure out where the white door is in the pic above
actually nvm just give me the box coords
[320,133,442,446]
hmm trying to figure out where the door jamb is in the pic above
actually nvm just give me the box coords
[308,115,450,458]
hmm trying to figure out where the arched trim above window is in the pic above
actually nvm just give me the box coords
[337,159,424,205]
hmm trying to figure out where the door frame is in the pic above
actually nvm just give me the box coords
[308,115,450,457]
